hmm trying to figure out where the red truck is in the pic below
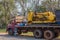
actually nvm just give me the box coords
[7,19,60,40]
[7,10,60,40]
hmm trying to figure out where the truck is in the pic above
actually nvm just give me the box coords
[6,8,60,40]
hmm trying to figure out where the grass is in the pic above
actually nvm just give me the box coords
[0,28,6,33]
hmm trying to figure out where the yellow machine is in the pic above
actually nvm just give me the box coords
[15,6,56,24]
[27,11,56,23]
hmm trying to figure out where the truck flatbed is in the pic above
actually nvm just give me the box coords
[17,24,60,28]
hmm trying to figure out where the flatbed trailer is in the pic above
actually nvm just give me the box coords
[7,22,60,40]
[7,22,60,39]
[21,25,60,27]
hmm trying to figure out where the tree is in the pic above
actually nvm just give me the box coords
[0,0,17,28]
[16,0,40,16]
[3,0,16,24]
[42,0,58,12]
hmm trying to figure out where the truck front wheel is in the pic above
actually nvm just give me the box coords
[33,29,43,39]
[17,30,22,35]
[44,30,55,39]
[8,29,14,35]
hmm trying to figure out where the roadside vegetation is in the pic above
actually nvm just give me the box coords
[0,28,6,33]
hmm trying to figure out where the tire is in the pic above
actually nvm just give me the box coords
[8,29,14,35]
[44,30,55,40]
[33,29,42,39]
[17,30,21,35]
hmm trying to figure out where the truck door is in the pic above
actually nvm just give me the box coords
[55,10,60,22]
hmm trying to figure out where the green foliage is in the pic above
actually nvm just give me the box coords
[42,0,59,12]
[0,0,16,28]
[36,6,46,12]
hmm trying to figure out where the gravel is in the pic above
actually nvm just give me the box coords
[0,33,59,40]
[0,33,44,40]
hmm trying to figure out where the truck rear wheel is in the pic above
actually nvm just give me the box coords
[33,29,42,39]
[8,29,13,35]
[44,30,55,39]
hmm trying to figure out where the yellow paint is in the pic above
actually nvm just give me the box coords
[27,11,56,23]
[27,11,34,22]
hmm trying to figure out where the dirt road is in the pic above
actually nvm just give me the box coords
[0,33,44,40]
[0,33,60,40]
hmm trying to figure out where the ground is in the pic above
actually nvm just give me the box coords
[0,33,44,40]
[0,33,60,40]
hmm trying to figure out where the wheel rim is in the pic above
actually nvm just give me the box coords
[44,30,54,39]
[35,31,40,37]
[46,32,51,37]
[34,30,42,38]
